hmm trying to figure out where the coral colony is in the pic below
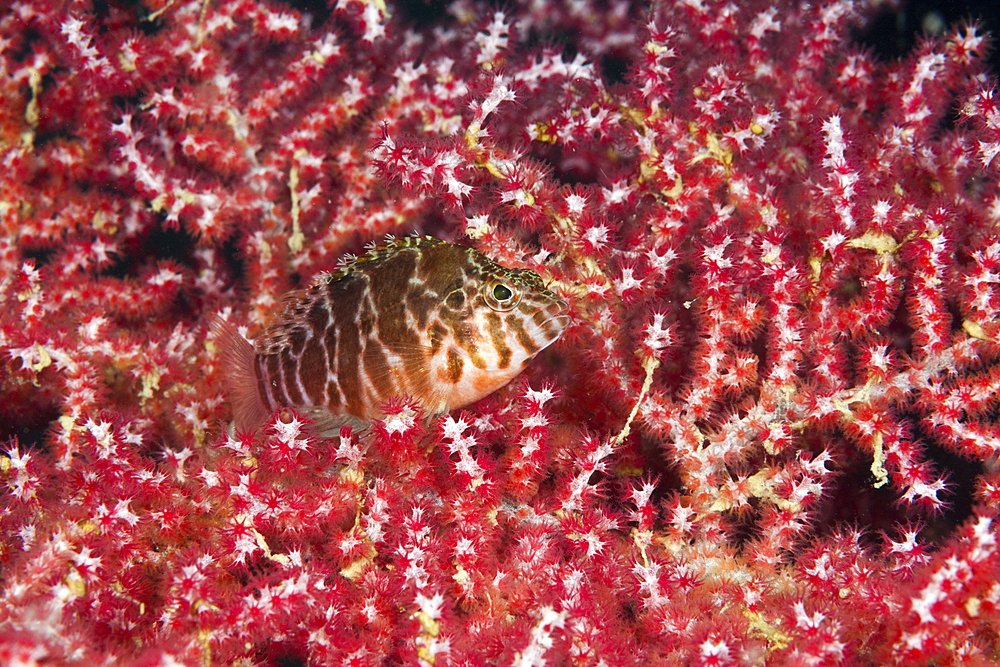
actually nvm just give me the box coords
[3,0,1000,664]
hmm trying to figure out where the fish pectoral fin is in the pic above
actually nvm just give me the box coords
[361,341,452,412]
[407,387,452,418]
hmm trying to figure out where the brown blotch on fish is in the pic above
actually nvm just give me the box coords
[485,312,512,370]
[211,236,570,433]
[446,347,464,383]
[505,315,539,357]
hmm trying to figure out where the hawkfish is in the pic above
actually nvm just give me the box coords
[211,236,570,432]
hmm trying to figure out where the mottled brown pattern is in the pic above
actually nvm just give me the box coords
[300,337,326,405]
[337,301,363,418]
[265,354,283,404]
[364,341,393,401]
[217,236,570,430]
[427,321,448,354]
[326,378,342,409]
[451,318,486,369]
[408,286,436,330]
[288,328,307,356]
[329,276,366,416]
[279,350,303,405]
[337,326,362,417]
[374,254,418,352]
[323,325,339,385]
[444,290,465,309]
[505,315,539,356]
[485,312,511,369]
[446,347,463,382]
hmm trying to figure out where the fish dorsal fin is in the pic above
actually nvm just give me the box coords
[255,281,330,356]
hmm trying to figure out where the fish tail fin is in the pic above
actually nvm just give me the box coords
[209,314,270,432]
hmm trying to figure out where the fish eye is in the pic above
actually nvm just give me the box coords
[485,280,520,311]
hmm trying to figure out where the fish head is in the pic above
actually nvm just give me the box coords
[427,252,569,409]
[471,263,571,368]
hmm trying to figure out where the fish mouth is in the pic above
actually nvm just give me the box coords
[532,313,571,350]
[544,313,571,332]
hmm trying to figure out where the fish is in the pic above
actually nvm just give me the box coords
[211,235,570,432]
